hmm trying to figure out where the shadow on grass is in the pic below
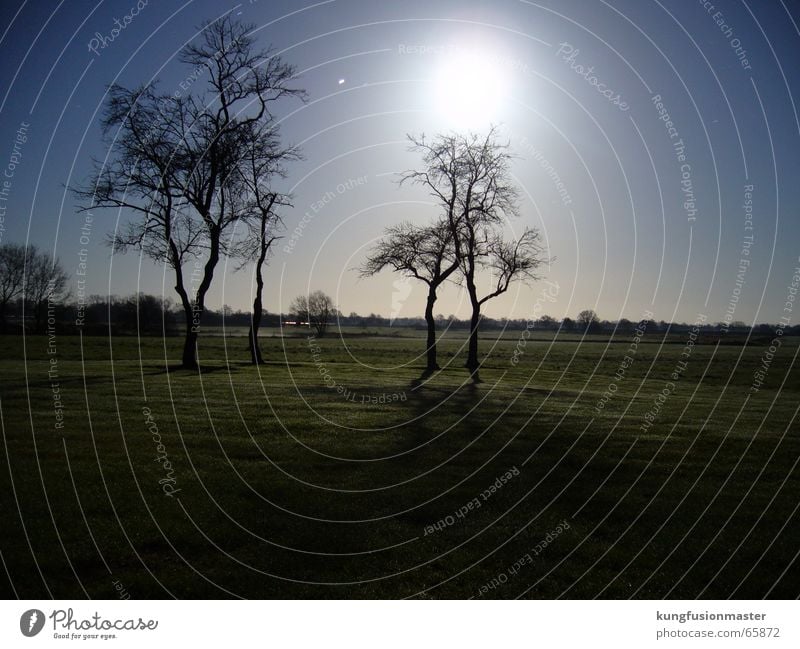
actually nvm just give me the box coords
[409,364,482,390]
[156,362,248,375]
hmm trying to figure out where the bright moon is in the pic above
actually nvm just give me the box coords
[432,49,510,127]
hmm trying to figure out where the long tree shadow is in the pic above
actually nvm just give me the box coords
[152,362,248,375]
[382,368,533,535]
[399,372,487,454]
[409,363,482,390]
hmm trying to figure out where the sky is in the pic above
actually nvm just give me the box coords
[0,0,798,325]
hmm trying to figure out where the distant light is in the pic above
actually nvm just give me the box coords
[338,78,346,85]
[433,49,509,127]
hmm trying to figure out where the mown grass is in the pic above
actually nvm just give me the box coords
[0,328,798,599]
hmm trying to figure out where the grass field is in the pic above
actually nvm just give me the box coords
[1,328,798,599]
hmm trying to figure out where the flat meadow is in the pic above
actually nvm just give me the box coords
[1,327,798,598]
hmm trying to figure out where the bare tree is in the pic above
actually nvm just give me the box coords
[76,83,204,363]
[74,17,304,368]
[537,314,557,329]
[24,247,70,333]
[0,243,26,333]
[290,290,335,338]
[233,127,298,364]
[360,220,458,373]
[402,128,548,375]
[577,309,600,332]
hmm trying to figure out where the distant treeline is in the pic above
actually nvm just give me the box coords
[3,292,798,337]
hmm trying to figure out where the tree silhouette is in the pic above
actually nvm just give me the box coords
[74,17,304,368]
[538,314,557,329]
[25,247,69,334]
[290,291,336,338]
[402,128,548,376]
[0,244,68,333]
[233,126,299,364]
[577,309,600,332]
[361,220,459,373]
[0,243,26,333]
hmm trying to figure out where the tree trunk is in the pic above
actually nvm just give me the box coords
[466,306,481,371]
[424,287,439,372]
[465,269,481,372]
[182,326,198,369]
[249,242,268,365]
[178,296,199,369]
[169,239,199,369]
[181,228,221,370]
[182,287,201,370]
[34,300,44,334]
[248,324,262,364]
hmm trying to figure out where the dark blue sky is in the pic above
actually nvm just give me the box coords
[1,0,798,324]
